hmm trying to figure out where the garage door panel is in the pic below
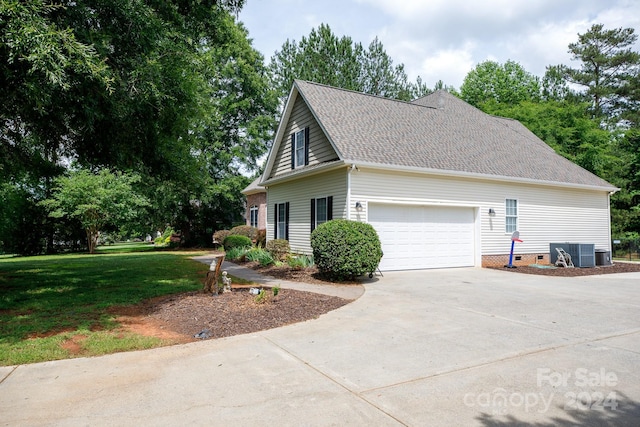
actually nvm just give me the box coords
[369,204,475,271]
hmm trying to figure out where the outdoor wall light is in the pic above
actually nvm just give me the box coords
[355,201,363,212]
[488,208,496,215]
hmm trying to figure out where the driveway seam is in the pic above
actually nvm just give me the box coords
[445,305,585,338]
[358,328,640,395]
[0,366,19,385]
[263,335,409,426]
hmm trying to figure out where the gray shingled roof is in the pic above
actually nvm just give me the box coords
[294,80,615,190]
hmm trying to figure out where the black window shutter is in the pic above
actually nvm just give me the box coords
[310,199,316,232]
[274,203,278,238]
[285,202,290,240]
[290,134,295,169]
[304,127,310,165]
[327,196,333,221]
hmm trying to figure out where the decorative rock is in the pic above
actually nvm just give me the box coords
[194,329,211,339]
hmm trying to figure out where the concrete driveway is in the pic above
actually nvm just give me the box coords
[2,267,640,426]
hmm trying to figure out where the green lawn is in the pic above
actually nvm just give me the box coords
[0,249,211,366]
[96,241,158,253]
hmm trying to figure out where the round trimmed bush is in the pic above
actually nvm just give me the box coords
[223,235,252,251]
[229,225,257,241]
[311,219,383,280]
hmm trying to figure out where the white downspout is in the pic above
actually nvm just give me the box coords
[347,166,353,220]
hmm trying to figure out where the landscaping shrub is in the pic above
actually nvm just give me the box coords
[229,225,257,241]
[287,254,314,270]
[266,239,290,261]
[255,229,266,247]
[212,229,230,246]
[311,219,382,280]
[245,247,275,266]
[223,235,252,251]
[225,246,249,261]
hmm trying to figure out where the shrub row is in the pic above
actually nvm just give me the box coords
[218,219,382,281]
[224,246,312,270]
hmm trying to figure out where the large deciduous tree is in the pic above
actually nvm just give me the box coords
[460,60,541,108]
[0,1,276,252]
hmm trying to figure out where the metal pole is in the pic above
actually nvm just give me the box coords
[507,240,515,267]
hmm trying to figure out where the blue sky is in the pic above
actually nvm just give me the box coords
[239,0,640,90]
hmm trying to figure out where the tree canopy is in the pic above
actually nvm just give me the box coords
[41,169,149,254]
[564,24,640,121]
[269,23,431,106]
[0,0,276,253]
[460,60,541,108]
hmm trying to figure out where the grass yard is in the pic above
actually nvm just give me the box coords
[0,248,211,366]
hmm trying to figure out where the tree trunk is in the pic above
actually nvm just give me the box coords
[203,255,225,294]
[86,228,98,254]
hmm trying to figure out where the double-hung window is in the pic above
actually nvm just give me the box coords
[505,199,518,233]
[249,205,258,228]
[291,127,309,169]
[311,196,333,232]
[275,202,289,240]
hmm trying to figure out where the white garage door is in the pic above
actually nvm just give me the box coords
[369,204,476,271]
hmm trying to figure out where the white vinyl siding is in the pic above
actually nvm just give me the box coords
[270,96,338,177]
[350,168,612,256]
[267,168,348,253]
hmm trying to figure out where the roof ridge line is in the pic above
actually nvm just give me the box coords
[294,79,438,111]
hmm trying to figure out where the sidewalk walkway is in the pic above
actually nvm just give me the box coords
[191,254,365,300]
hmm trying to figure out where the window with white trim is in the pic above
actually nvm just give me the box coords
[294,130,305,168]
[291,127,309,169]
[275,202,289,240]
[249,205,258,228]
[505,199,518,233]
[311,196,332,232]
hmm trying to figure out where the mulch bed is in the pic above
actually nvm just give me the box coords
[112,287,349,342]
[488,262,640,276]
[235,260,362,285]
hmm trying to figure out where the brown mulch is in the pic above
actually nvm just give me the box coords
[235,260,362,285]
[109,262,354,344]
[488,262,640,276]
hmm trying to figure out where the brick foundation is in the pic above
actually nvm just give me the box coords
[482,253,550,267]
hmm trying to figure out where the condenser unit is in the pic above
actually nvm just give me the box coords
[549,243,596,268]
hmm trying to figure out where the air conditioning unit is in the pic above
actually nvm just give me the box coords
[550,243,595,268]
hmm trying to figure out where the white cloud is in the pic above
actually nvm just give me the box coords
[417,46,476,88]
[242,0,640,90]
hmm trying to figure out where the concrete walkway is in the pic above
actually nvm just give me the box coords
[2,267,640,426]
[192,254,365,300]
